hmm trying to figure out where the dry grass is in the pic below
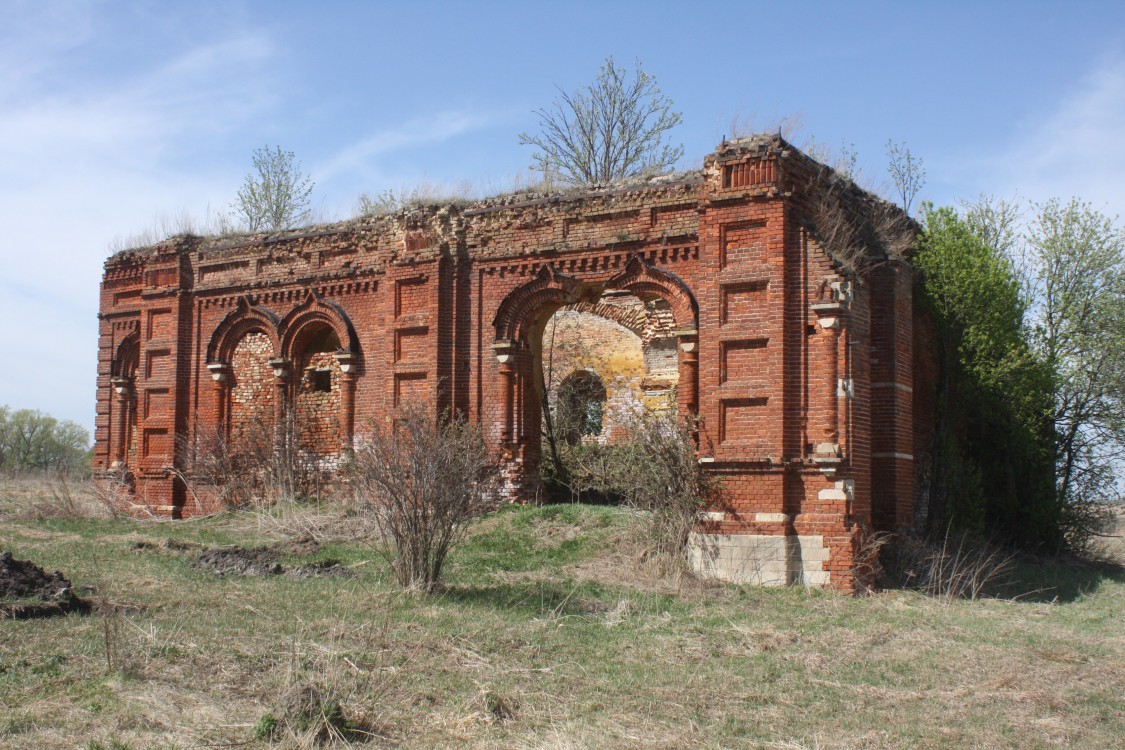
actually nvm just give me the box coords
[1,479,1123,749]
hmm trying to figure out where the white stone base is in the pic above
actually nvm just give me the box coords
[687,532,831,587]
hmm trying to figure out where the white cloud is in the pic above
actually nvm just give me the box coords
[0,13,279,432]
[314,110,496,184]
[975,57,1125,216]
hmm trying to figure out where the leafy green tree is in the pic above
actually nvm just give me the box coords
[232,145,315,231]
[519,57,683,186]
[914,206,1058,548]
[0,407,90,475]
[1023,199,1125,539]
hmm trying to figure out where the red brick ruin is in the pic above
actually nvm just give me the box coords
[95,135,932,592]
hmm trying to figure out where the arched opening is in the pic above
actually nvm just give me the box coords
[291,323,342,459]
[491,257,698,503]
[111,334,140,471]
[536,289,682,502]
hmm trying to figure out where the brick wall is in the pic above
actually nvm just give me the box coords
[94,134,929,593]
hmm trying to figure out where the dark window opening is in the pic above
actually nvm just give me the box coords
[308,368,332,393]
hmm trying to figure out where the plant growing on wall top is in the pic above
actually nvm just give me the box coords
[232,145,315,231]
[520,57,684,186]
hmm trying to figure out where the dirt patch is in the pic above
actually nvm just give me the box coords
[195,546,285,576]
[193,544,354,579]
[0,551,93,619]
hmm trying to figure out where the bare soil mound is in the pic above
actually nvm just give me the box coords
[195,546,284,576]
[0,551,92,619]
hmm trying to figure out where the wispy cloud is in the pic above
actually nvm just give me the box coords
[0,10,279,429]
[0,30,276,179]
[971,56,1125,215]
[315,110,496,184]
[0,1,96,98]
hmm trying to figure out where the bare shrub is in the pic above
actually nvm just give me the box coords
[91,467,135,517]
[552,408,718,573]
[350,406,499,592]
[881,530,1015,600]
[19,474,121,520]
[175,409,327,511]
[614,412,716,568]
[803,166,917,275]
[850,527,891,595]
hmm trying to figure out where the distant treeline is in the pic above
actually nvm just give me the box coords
[0,406,91,476]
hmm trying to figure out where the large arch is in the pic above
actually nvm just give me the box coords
[206,296,281,365]
[604,254,698,332]
[492,255,698,345]
[490,254,701,498]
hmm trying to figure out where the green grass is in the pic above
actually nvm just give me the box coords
[1,481,1123,749]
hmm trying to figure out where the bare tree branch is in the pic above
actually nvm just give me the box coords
[519,57,683,186]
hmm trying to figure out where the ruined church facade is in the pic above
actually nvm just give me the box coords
[95,136,930,593]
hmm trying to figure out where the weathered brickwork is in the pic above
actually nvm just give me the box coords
[94,134,932,593]
[230,331,275,437]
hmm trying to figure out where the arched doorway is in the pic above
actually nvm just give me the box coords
[491,256,699,501]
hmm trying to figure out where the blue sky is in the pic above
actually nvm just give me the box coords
[2,0,1124,435]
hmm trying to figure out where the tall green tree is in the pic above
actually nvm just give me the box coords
[0,407,90,475]
[1023,199,1125,540]
[915,206,1058,548]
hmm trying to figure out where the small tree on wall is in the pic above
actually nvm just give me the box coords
[886,140,926,215]
[519,57,684,186]
[232,145,315,231]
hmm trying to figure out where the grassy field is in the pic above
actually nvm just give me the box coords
[1,479,1123,750]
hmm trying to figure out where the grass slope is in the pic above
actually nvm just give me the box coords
[1,480,1123,749]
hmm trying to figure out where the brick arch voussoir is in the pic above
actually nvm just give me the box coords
[493,264,602,344]
[207,303,281,364]
[277,293,359,361]
[564,300,649,338]
[606,255,698,331]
